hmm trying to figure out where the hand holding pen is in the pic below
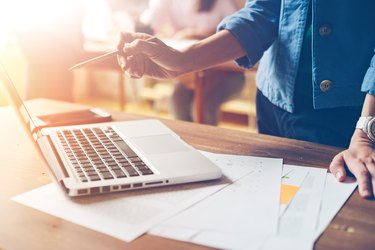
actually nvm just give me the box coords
[70,33,184,80]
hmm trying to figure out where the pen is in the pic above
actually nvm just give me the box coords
[69,37,157,71]
[68,50,119,71]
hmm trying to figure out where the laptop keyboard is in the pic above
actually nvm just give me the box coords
[56,127,154,182]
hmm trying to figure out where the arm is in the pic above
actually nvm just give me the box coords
[117,0,281,79]
[330,93,375,198]
[116,30,246,79]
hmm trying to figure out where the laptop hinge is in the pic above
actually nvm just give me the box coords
[32,130,43,141]
[29,120,43,141]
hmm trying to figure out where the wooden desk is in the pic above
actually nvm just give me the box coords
[1,99,374,250]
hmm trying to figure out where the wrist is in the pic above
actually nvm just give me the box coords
[356,116,375,142]
[353,128,369,140]
[350,129,371,147]
[177,47,197,76]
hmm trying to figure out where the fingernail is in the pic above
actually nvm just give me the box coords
[362,191,371,198]
[335,171,342,180]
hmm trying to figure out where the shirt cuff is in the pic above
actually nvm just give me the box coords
[362,66,375,96]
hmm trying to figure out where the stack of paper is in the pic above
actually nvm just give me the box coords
[12,151,357,249]
[151,152,283,250]
[150,152,357,250]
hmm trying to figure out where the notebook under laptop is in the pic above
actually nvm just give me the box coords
[0,63,221,197]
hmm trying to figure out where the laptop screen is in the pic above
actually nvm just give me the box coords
[0,62,38,134]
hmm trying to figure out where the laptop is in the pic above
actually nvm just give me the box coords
[0,63,222,197]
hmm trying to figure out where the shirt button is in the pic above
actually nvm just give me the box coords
[320,80,333,92]
[319,25,332,36]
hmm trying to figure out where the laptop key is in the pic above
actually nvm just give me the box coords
[86,170,98,176]
[89,176,101,181]
[80,176,88,182]
[124,167,139,177]
[113,169,126,178]
[128,157,142,163]
[113,140,137,157]
[100,172,114,180]
[140,169,153,175]
[135,163,148,170]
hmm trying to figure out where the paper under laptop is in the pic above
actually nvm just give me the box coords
[0,62,221,197]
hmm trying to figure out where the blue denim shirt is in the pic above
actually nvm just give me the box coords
[218,0,375,113]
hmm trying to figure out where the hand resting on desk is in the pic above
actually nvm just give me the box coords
[330,129,375,199]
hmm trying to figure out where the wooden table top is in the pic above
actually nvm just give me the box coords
[0,99,374,250]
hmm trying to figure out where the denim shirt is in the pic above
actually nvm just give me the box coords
[218,0,375,113]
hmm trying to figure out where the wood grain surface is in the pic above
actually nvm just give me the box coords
[0,99,374,250]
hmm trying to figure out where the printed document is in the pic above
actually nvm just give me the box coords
[150,153,283,250]
[279,165,309,215]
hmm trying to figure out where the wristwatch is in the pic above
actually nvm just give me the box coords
[356,116,375,142]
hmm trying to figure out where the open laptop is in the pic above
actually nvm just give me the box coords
[0,62,221,197]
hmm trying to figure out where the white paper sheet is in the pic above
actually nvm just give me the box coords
[150,154,283,250]
[264,171,357,250]
[11,151,264,242]
[314,173,357,239]
[263,166,327,250]
[279,165,309,215]
[12,181,225,242]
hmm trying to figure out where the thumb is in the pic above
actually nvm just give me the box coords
[116,32,153,51]
[122,37,160,57]
[329,151,347,182]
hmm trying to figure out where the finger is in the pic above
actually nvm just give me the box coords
[117,54,127,71]
[116,32,153,52]
[132,54,145,78]
[346,158,372,198]
[364,157,375,196]
[125,56,142,79]
[122,37,162,57]
[329,152,347,182]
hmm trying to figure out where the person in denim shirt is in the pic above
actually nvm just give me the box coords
[116,0,375,199]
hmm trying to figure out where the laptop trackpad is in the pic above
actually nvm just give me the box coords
[131,134,190,155]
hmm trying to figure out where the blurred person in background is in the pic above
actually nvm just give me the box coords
[138,0,245,125]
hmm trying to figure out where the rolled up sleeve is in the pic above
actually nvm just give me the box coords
[362,49,375,96]
[217,0,281,69]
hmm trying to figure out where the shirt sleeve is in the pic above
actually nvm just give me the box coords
[217,0,281,69]
[362,49,375,96]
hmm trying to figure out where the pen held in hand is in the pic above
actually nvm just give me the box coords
[69,36,157,71]
[68,50,119,71]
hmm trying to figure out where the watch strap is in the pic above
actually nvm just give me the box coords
[356,116,375,142]
[356,116,368,129]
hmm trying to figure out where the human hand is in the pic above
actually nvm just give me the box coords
[116,32,184,79]
[329,129,375,198]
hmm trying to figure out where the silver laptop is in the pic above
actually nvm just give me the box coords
[0,63,221,197]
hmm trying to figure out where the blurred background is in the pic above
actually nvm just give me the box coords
[0,0,256,132]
